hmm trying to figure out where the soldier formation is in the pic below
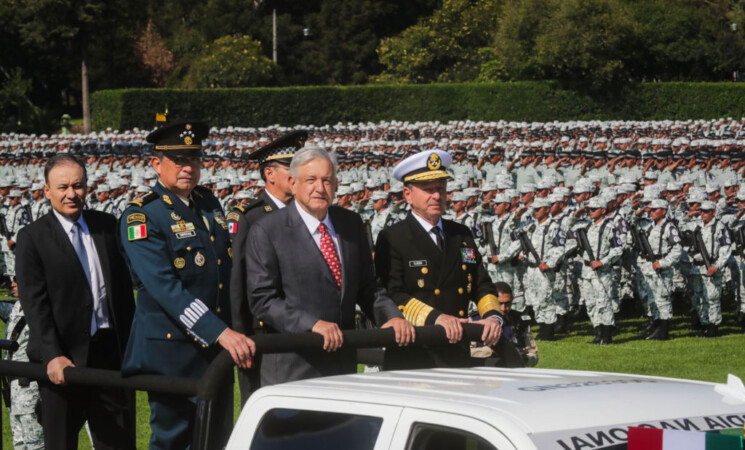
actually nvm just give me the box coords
[1,117,745,349]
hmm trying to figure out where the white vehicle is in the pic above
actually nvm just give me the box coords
[227,367,745,450]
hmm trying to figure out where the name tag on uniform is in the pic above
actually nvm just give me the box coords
[461,248,477,264]
[409,260,427,267]
[175,230,197,239]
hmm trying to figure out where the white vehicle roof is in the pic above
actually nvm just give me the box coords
[248,367,745,449]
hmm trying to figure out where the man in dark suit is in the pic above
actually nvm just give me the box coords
[228,131,306,405]
[119,120,255,449]
[16,153,136,449]
[245,145,415,386]
[375,150,505,370]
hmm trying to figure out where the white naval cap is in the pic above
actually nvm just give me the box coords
[392,150,452,183]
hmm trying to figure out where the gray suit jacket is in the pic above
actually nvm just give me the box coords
[246,202,401,385]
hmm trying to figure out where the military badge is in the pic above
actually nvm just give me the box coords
[264,205,273,212]
[228,247,233,258]
[194,251,205,267]
[461,248,477,264]
[213,212,228,229]
[128,224,147,241]
[162,195,173,206]
[417,279,425,288]
[171,221,195,233]
[171,212,181,221]
[127,213,146,224]
[467,284,472,293]
[468,273,472,282]
[227,212,241,222]
[427,153,441,170]
[228,222,238,234]
[174,257,186,269]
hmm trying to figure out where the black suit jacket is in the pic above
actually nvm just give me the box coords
[375,213,499,368]
[245,202,401,385]
[16,210,135,367]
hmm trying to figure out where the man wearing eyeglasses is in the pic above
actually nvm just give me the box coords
[119,119,255,450]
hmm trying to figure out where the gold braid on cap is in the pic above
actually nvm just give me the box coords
[403,170,450,183]
[155,144,202,150]
[477,294,499,318]
[266,153,295,161]
[401,298,434,326]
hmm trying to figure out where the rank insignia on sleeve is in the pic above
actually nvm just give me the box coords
[128,224,148,241]
[162,195,173,206]
[171,212,181,221]
[461,248,477,264]
[195,251,205,267]
[174,257,185,269]
[227,212,240,222]
[127,213,146,224]
[214,211,226,225]
[264,205,273,212]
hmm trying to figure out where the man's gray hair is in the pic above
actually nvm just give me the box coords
[290,145,338,178]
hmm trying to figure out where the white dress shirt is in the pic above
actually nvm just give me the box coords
[265,190,287,209]
[295,202,343,285]
[411,211,444,247]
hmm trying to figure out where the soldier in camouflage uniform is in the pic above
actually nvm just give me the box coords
[6,301,44,450]
[686,201,732,337]
[576,197,623,344]
[485,194,523,310]
[637,199,683,340]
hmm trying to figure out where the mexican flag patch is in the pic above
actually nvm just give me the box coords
[128,224,148,241]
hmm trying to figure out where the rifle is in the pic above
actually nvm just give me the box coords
[518,230,541,266]
[483,223,497,259]
[630,224,656,262]
[693,228,712,269]
[576,228,595,261]
[0,213,8,241]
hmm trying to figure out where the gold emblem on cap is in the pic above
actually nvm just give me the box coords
[184,136,192,145]
[417,279,424,288]
[427,153,441,170]
[195,251,205,267]
[171,212,181,221]
[162,195,173,206]
[174,257,185,269]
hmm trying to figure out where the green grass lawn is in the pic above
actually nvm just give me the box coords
[2,308,744,448]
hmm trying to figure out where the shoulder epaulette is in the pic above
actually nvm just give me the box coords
[128,191,157,208]
[233,204,247,213]
[244,198,265,211]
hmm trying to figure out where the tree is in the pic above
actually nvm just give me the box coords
[374,0,503,83]
[185,35,278,88]
[135,19,175,86]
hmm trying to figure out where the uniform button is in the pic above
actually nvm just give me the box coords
[459,310,465,317]
[187,246,192,251]
[434,289,441,295]
[210,236,215,242]
[202,344,207,348]
[186,331,190,336]
[462,265,467,271]
[194,338,198,342]
[458,288,464,294]
[219,283,224,289]
[259,321,264,327]
[421,267,428,274]
[167,333,172,339]
[217,259,222,265]
[217,307,222,313]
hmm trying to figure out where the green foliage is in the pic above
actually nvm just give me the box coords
[92,81,745,131]
[375,0,503,84]
[184,36,278,88]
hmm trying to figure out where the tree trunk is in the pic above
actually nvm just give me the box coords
[82,43,91,134]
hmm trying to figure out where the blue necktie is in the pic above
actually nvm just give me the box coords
[72,222,91,286]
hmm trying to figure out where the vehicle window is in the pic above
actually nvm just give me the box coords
[406,422,498,450]
[249,408,383,450]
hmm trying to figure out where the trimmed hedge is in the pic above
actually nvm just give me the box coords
[91,82,745,131]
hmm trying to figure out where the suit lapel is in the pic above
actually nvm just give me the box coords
[45,213,92,291]
[405,214,442,267]
[286,202,338,289]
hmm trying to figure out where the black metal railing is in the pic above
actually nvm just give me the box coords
[0,323,489,450]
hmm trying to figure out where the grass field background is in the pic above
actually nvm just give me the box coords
[2,306,744,448]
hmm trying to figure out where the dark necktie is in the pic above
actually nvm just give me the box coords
[432,225,444,251]
[72,222,91,286]
[319,223,342,290]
